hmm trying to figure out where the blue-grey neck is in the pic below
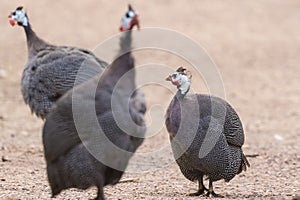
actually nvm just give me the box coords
[175,87,189,101]
[119,30,132,55]
[23,22,49,59]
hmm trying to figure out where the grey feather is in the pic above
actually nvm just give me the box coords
[165,92,249,196]
[43,30,146,200]
[18,11,107,119]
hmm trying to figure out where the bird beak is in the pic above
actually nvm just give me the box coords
[135,16,140,30]
[165,75,172,81]
[8,14,15,26]
[129,15,140,31]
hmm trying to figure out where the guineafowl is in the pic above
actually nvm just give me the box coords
[42,8,146,200]
[9,6,107,119]
[119,4,140,32]
[165,67,250,197]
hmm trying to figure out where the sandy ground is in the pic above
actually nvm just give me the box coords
[0,0,299,199]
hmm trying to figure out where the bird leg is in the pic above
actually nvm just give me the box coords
[94,178,105,200]
[188,177,208,196]
[95,187,105,200]
[206,179,224,198]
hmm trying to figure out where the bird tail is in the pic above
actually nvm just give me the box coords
[239,152,250,174]
[47,161,65,197]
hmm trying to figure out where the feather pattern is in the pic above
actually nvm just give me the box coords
[18,12,107,119]
[43,30,146,200]
[166,90,249,196]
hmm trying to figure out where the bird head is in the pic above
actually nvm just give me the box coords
[119,4,140,32]
[8,6,28,27]
[166,67,192,95]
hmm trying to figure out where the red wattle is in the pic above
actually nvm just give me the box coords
[172,81,179,86]
[9,19,15,26]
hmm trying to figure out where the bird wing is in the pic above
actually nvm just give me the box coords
[31,46,107,95]
[22,46,107,118]
[42,109,82,163]
[130,89,147,115]
[196,95,245,148]
[223,103,245,147]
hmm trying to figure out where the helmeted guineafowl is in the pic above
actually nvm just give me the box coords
[165,67,250,197]
[42,6,146,200]
[9,6,107,119]
[119,4,140,32]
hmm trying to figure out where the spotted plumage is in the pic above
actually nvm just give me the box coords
[43,15,146,200]
[9,7,107,119]
[165,69,250,197]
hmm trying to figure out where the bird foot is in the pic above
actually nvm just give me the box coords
[206,191,224,198]
[188,188,207,196]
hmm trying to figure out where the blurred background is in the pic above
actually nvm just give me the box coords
[0,0,299,199]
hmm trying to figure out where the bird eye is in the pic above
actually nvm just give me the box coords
[12,11,16,16]
[172,74,177,79]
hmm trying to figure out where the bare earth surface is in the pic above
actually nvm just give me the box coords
[0,0,299,199]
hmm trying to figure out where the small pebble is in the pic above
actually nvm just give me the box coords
[293,195,300,200]
[274,134,284,141]
[1,155,10,162]
[0,69,7,79]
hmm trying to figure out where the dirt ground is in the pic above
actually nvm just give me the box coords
[0,0,299,199]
